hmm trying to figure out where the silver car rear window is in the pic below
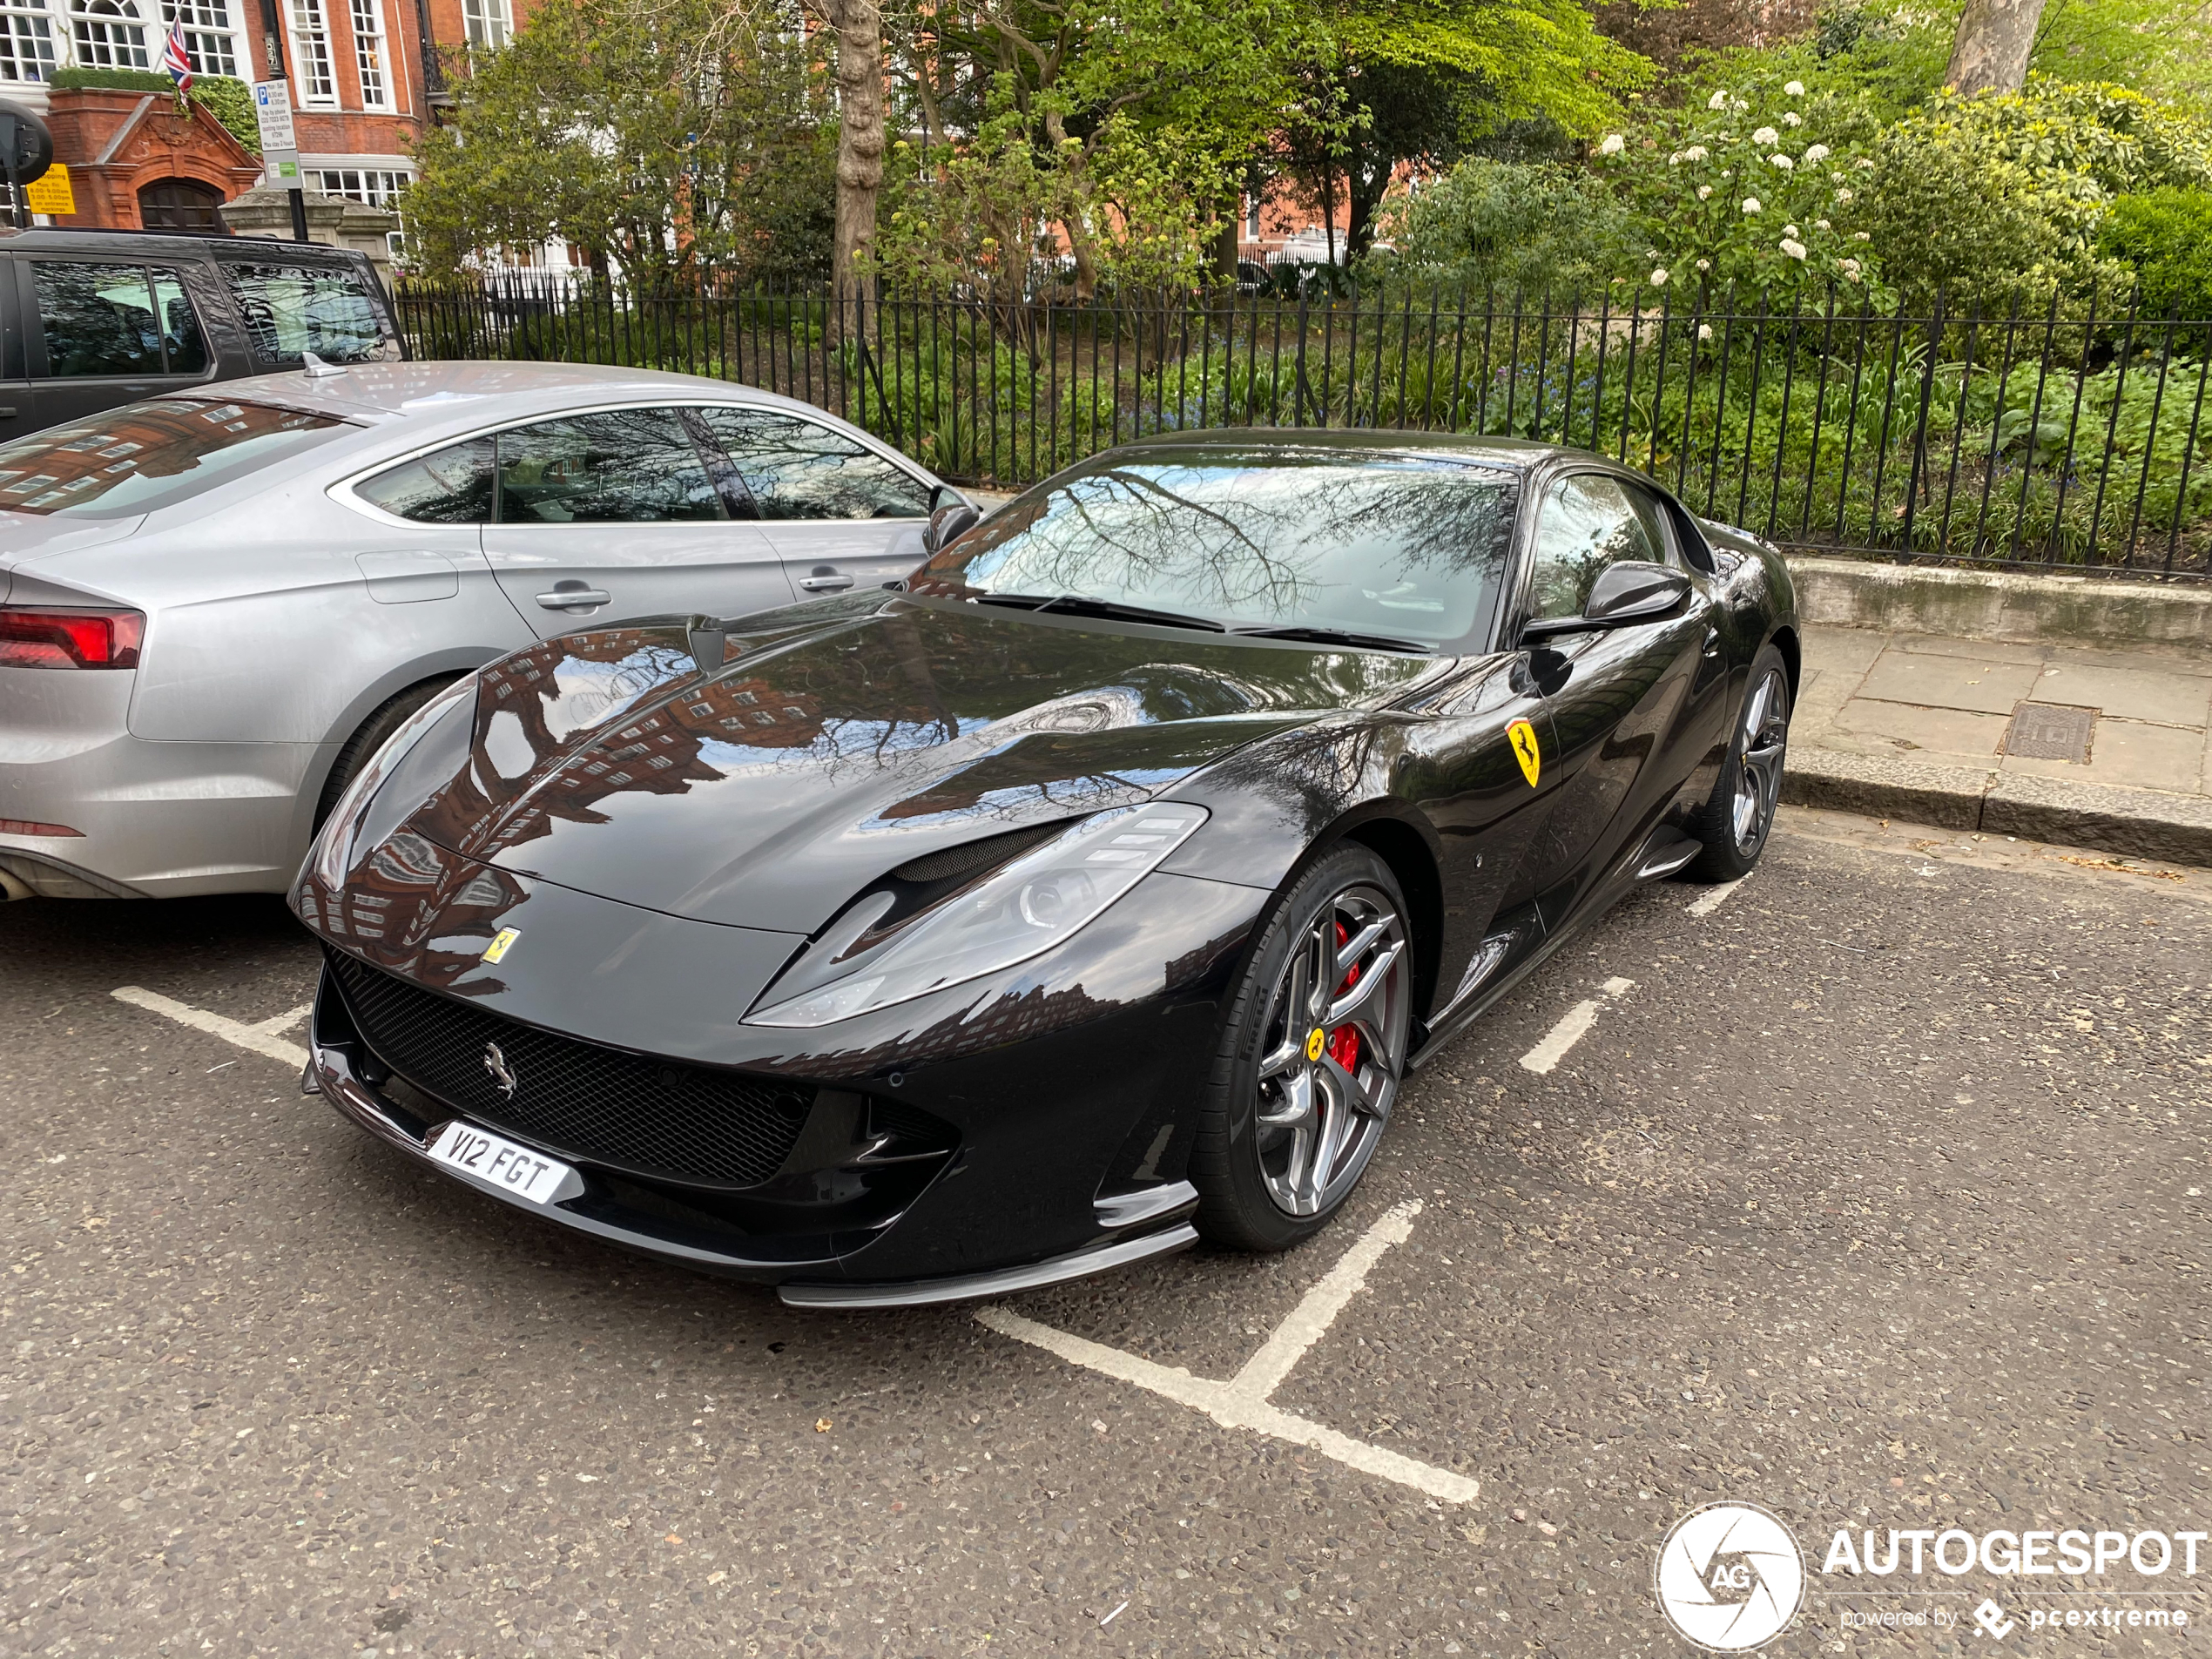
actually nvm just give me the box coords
[0,398,353,517]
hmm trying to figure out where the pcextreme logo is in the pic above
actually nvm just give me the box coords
[1655,1504,2207,1649]
[1655,1501,1807,1651]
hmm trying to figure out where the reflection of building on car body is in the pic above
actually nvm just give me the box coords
[0,361,966,900]
[290,431,1799,1305]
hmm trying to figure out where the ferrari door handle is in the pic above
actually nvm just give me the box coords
[536,587,610,609]
[799,571,854,593]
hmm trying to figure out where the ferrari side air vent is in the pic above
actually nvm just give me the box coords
[888,821,1068,886]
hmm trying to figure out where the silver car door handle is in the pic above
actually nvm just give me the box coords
[799,573,854,593]
[536,587,611,609]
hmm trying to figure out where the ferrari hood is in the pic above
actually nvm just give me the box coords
[402,595,1439,933]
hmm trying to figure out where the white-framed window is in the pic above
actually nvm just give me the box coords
[1245,196,1261,238]
[312,166,409,206]
[160,0,237,77]
[71,0,149,68]
[0,3,55,79]
[287,0,335,103]
[461,0,508,50]
[347,0,387,108]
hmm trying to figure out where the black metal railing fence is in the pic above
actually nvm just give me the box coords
[396,273,2212,577]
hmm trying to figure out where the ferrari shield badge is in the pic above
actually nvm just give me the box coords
[482,927,522,964]
[1507,718,1541,787]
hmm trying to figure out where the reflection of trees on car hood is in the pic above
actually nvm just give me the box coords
[941,456,1517,640]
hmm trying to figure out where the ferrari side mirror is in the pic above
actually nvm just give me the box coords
[924,501,980,555]
[1521,561,1689,642]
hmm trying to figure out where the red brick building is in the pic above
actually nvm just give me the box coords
[0,0,530,231]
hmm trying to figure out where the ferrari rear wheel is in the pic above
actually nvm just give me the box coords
[1191,845,1413,1252]
[1685,643,1792,883]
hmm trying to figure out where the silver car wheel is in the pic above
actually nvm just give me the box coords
[1252,882,1411,1218]
[1730,663,1791,856]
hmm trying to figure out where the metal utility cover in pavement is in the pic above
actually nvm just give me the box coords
[2007,702,2096,762]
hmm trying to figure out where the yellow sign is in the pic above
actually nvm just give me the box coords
[24,165,74,217]
[1305,1026,1326,1062]
[481,927,521,964]
[1507,718,1542,787]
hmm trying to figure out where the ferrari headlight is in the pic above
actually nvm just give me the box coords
[745,802,1210,1028]
[308,673,480,892]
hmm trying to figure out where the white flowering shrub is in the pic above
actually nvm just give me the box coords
[1601,73,1881,300]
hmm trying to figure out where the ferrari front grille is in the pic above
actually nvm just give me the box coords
[323,948,813,1189]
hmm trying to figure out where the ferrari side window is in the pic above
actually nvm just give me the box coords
[1525,474,1666,621]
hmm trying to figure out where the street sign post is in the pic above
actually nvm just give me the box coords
[251,78,307,241]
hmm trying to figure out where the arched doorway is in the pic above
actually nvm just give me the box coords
[138,179,224,233]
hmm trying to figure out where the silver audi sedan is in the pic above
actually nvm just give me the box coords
[0,361,968,900]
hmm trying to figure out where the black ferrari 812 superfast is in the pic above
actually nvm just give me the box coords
[293,432,1797,1305]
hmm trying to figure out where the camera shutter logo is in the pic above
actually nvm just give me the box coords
[1655,1501,1806,1651]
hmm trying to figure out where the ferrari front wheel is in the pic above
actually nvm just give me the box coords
[1191,845,1413,1252]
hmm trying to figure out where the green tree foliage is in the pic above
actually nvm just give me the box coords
[1278,0,1650,262]
[2098,188,2212,318]
[888,0,1301,294]
[402,0,833,285]
[1378,158,1642,295]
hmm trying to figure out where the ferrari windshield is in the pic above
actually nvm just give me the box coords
[913,450,1519,651]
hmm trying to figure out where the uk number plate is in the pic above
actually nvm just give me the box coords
[429,1122,576,1206]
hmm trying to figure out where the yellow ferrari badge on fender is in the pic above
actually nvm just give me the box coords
[482,927,521,964]
[1507,718,1541,788]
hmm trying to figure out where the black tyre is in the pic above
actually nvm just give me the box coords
[1684,643,1791,883]
[314,676,462,831]
[1190,845,1414,1252]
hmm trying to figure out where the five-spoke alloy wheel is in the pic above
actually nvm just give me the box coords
[1192,845,1413,1251]
[1688,640,1794,883]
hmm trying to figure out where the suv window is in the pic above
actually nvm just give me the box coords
[0,398,350,517]
[495,409,725,523]
[33,261,210,378]
[696,407,932,520]
[221,262,391,365]
[1525,474,1673,622]
[355,437,496,523]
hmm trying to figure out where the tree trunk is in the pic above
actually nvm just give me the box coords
[822,0,885,341]
[1946,0,2043,96]
[1212,213,1238,285]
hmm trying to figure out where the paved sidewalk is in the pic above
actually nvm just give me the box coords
[1791,625,2212,865]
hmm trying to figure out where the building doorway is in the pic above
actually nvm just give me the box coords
[138,179,225,233]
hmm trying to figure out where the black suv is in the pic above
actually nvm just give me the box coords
[0,228,404,435]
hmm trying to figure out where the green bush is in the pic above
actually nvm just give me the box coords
[2099,188,2212,320]
[1379,158,1642,298]
[47,67,260,157]
[1600,74,1881,299]
[1862,79,2212,312]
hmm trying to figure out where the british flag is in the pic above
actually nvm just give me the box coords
[161,22,194,93]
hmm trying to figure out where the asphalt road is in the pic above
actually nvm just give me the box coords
[3,807,2207,1658]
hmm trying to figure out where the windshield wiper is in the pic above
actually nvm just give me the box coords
[974,592,1225,633]
[1231,624,1431,654]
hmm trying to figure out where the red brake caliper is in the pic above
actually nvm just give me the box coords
[1326,921,1362,1072]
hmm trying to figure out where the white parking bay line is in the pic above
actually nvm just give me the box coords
[976,1199,1480,1505]
[1518,976,1635,1076]
[1687,873,1751,917]
[111,987,310,1070]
